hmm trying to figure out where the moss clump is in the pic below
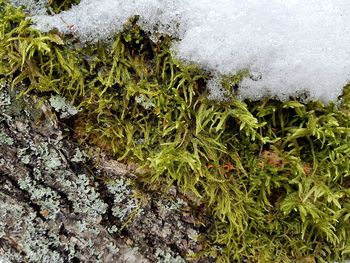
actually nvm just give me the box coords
[1,1,350,262]
[47,0,80,13]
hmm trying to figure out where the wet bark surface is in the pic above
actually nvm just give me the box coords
[0,83,213,263]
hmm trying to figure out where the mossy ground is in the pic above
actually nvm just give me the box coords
[1,1,350,262]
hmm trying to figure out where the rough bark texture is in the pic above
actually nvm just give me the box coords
[0,83,212,263]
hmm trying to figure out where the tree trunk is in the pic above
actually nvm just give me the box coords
[0,83,211,263]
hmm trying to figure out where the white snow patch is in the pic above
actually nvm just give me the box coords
[23,0,350,102]
[9,0,48,15]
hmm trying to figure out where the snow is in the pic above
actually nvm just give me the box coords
[15,0,350,102]
[9,0,48,15]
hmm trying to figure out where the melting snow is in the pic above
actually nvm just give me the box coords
[13,0,350,102]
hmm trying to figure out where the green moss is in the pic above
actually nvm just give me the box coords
[1,1,350,262]
[47,0,81,13]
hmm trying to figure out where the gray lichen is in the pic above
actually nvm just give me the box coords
[0,132,14,145]
[71,147,87,163]
[135,94,155,110]
[155,247,186,263]
[107,178,141,221]
[0,85,124,262]
[0,192,65,263]
[49,95,78,119]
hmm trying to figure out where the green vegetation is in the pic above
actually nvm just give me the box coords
[47,0,80,13]
[1,1,350,262]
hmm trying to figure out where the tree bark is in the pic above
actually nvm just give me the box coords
[0,84,211,263]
